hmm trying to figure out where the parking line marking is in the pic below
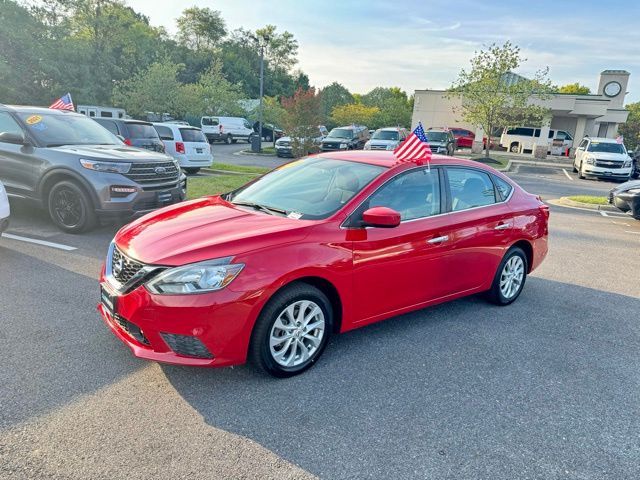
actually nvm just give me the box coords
[1,233,77,251]
[600,211,609,217]
[562,169,573,181]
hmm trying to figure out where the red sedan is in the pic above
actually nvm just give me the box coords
[99,152,549,377]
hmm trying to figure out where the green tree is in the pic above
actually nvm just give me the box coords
[319,82,353,119]
[183,61,245,117]
[282,87,323,157]
[557,82,591,95]
[619,102,640,151]
[176,6,226,51]
[331,103,380,127]
[448,41,553,156]
[361,87,412,128]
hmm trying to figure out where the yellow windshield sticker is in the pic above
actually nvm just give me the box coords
[277,159,304,170]
[26,115,43,125]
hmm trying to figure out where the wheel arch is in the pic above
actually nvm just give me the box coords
[510,239,534,273]
[39,169,100,210]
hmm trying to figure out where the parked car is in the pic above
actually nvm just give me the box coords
[320,125,368,151]
[629,150,640,179]
[0,180,9,234]
[609,179,640,219]
[98,151,549,377]
[450,128,475,149]
[201,116,254,144]
[500,127,573,154]
[425,128,456,155]
[0,105,186,233]
[153,123,213,175]
[93,118,165,153]
[364,127,408,151]
[252,122,284,142]
[275,126,328,157]
[573,137,633,180]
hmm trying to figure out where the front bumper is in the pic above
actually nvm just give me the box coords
[95,180,187,220]
[98,279,257,367]
[582,166,631,179]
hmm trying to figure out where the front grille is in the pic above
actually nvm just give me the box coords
[114,314,150,345]
[595,159,624,169]
[277,141,291,147]
[112,246,145,284]
[322,142,341,150]
[124,161,180,190]
[370,144,388,150]
[161,333,213,359]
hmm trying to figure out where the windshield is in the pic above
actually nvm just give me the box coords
[230,157,385,220]
[587,142,626,154]
[127,123,159,139]
[372,130,399,141]
[425,132,447,143]
[328,128,353,139]
[18,112,120,147]
[179,128,207,143]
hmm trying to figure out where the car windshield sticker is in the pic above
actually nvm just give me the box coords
[30,122,47,131]
[287,211,303,219]
[26,115,43,125]
[277,159,303,170]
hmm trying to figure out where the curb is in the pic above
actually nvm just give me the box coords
[234,150,276,157]
[548,197,617,212]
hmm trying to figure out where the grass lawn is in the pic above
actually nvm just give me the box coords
[467,155,510,170]
[567,195,609,205]
[240,146,276,155]
[187,162,268,200]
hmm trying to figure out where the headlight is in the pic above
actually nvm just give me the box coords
[623,160,631,168]
[80,159,131,174]
[585,156,596,165]
[146,259,244,295]
[386,144,397,151]
[364,142,371,150]
[340,143,348,149]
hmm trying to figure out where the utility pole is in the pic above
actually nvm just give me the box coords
[258,42,265,153]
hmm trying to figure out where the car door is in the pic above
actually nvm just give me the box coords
[0,112,37,197]
[441,167,515,294]
[574,138,588,168]
[350,167,454,322]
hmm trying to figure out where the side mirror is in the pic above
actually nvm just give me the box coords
[362,206,401,228]
[0,132,27,145]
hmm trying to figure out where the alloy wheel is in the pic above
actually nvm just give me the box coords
[269,300,325,367]
[500,255,525,299]
[52,187,83,228]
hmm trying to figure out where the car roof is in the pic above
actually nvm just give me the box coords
[153,122,200,130]
[333,125,365,130]
[377,127,404,131]
[315,150,500,171]
[586,136,619,143]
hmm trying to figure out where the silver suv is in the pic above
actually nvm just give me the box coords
[0,105,186,233]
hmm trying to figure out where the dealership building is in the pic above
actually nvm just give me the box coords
[411,70,630,157]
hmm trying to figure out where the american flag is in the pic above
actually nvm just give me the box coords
[393,122,431,165]
[49,93,75,111]
[616,135,624,144]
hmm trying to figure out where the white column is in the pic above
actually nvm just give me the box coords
[533,117,551,159]
[571,117,587,158]
[471,126,484,154]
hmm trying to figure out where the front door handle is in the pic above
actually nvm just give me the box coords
[427,235,449,245]
[494,223,512,231]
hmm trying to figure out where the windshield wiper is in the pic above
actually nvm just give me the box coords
[46,143,71,147]
[232,201,288,216]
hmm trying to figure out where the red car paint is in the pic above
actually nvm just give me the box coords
[99,151,548,367]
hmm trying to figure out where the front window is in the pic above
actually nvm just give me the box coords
[587,142,626,154]
[425,131,448,143]
[17,112,120,147]
[372,130,399,141]
[229,157,385,220]
[327,128,354,139]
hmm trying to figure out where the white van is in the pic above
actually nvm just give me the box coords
[77,105,126,120]
[500,127,574,155]
[153,123,213,174]
[201,116,254,144]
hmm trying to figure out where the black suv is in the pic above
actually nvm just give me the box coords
[0,105,186,233]
[93,118,165,153]
[321,125,369,151]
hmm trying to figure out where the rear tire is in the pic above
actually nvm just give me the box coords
[250,283,333,378]
[510,143,519,153]
[486,247,528,306]
[47,180,96,234]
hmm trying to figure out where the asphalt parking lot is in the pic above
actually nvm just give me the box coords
[1,157,639,479]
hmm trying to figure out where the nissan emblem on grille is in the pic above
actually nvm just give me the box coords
[111,246,145,284]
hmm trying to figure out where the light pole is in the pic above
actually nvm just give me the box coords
[252,33,270,153]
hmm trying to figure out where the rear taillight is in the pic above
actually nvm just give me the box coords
[176,142,185,154]
[124,138,132,146]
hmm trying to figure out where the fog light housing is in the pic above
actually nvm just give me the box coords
[110,185,137,198]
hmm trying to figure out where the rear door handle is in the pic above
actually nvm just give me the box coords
[494,223,512,231]
[427,235,449,245]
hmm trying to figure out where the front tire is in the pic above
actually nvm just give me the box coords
[578,161,585,179]
[48,180,96,234]
[486,247,528,305]
[250,283,333,378]
[225,134,233,145]
[510,143,519,153]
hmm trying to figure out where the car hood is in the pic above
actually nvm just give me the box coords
[369,139,398,146]
[323,138,351,143]
[611,179,640,194]
[49,144,172,162]
[588,152,629,161]
[114,196,312,266]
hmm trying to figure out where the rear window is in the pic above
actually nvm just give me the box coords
[126,123,159,139]
[179,128,207,143]
[154,125,174,140]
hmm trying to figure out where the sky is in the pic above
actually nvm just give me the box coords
[130,0,640,102]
